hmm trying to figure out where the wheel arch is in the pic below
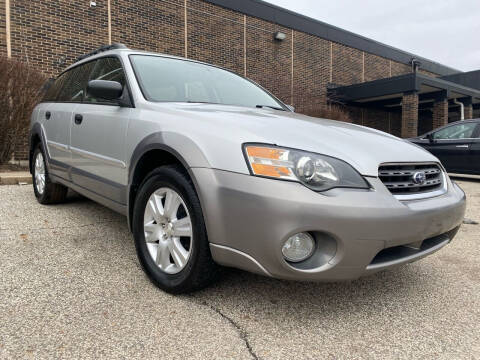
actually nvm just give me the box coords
[127,133,210,232]
[29,123,48,174]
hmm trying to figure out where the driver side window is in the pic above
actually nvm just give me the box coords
[84,57,126,103]
[433,123,477,140]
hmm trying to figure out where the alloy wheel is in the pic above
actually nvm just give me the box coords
[34,152,46,195]
[143,187,193,274]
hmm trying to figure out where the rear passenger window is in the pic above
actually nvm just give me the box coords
[57,62,94,102]
[85,57,126,103]
[42,73,68,102]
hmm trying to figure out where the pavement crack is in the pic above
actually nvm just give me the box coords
[191,298,259,360]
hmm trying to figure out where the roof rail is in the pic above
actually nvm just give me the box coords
[76,43,128,62]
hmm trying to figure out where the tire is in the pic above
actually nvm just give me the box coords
[32,145,68,204]
[132,165,219,294]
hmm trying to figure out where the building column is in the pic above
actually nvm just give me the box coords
[432,94,448,129]
[460,97,473,119]
[401,92,418,138]
[5,0,11,58]
[465,104,473,119]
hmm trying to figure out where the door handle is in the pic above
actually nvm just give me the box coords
[455,145,469,148]
[45,111,51,120]
[74,114,83,125]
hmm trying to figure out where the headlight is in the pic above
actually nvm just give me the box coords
[243,144,369,191]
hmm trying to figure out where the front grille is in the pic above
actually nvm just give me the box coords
[378,163,444,196]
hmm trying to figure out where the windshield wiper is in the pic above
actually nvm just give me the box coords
[256,105,285,111]
[185,101,220,104]
[183,101,285,111]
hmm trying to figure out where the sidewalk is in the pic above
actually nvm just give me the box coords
[0,171,32,185]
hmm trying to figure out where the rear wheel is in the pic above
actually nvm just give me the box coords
[32,145,68,204]
[132,165,219,293]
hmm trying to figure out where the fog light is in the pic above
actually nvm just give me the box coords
[282,233,315,262]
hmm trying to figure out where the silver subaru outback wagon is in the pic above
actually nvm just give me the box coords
[29,44,466,293]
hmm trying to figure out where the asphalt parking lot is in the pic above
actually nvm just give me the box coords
[1,179,479,359]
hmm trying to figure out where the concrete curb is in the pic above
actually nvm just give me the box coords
[0,172,32,185]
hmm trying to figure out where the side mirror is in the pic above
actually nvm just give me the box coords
[286,104,295,112]
[426,133,435,143]
[87,80,123,101]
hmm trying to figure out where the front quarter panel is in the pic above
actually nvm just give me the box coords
[128,130,212,181]
[125,114,217,231]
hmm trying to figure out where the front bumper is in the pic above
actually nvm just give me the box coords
[192,168,466,281]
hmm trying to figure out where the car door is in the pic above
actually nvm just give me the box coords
[39,71,76,179]
[424,122,477,173]
[69,57,132,204]
[468,123,480,174]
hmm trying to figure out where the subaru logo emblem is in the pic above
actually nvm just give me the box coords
[412,171,426,185]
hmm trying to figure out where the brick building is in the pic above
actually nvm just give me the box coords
[2,0,480,160]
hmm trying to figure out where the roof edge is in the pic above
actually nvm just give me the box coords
[330,73,480,102]
[205,0,461,76]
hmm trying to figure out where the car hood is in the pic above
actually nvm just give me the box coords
[146,103,438,177]
[407,136,426,143]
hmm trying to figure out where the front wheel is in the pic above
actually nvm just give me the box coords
[132,165,219,293]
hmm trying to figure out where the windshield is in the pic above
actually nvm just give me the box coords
[130,55,285,110]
